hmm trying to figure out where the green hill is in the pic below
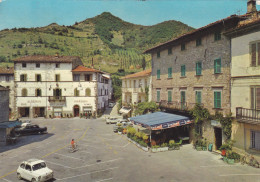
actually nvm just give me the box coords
[0,12,194,73]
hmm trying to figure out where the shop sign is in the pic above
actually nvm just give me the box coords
[50,102,66,107]
[211,120,221,127]
[28,100,41,103]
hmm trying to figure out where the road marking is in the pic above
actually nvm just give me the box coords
[219,174,260,177]
[73,158,122,169]
[95,178,113,182]
[41,144,70,159]
[2,178,12,182]
[79,127,89,140]
[56,167,118,181]
[0,170,16,180]
[45,160,72,169]
[79,144,99,149]
[54,153,83,161]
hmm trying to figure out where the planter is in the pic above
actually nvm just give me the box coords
[223,156,227,162]
[196,146,202,151]
[127,138,149,152]
[202,146,207,151]
[221,150,226,157]
[227,158,235,164]
[151,147,168,153]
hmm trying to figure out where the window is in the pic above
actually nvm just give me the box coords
[36,74,41,82]
[196,62,202,75]
[85,74,91,81]
[157,51,160,58]
[20,163,25,169]
[22,63,26,68]
[55,63,60,68]
[214,59,221,74]
[22,88,27,97]
[250,87,260,109]
[181,43,185,51]
[168,48,172,55]
[139,79,142,88]
[181,91,186,109]
[181,65,186,77]
[250,130,260,150]
[214,91,221,108]
[36,63,40,68]
[25,165,31,171]
[20,74,27,82]
[250,42,260,66]
[74,88,80,96]
[196,38,202,46]
[5,76,9,82]
[55,74,60,82]
[168,67,172,78]
[168,90,172,102]
[157,69,160,79]
[214,31,221,41]
[156,90,160,102]
[85,88,91,96]
[195,91,202,104]
[35,88,42,96]
[73,74,80,81]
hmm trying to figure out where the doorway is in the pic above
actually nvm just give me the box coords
[73,105,80,117]
[19,107,30,117]
[214,127,222,150]
[34,107,45,117]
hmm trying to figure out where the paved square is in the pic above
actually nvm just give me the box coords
[0,118,259,182]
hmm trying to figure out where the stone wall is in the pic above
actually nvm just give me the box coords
[0,89,9,122]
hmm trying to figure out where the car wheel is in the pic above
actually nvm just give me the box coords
[31,178,36,182]
[17,173,22,180]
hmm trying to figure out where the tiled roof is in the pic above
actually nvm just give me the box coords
[13,55,80,63]
[72,65,102,73]
[121,69,151,79]
[144,15,241,54]
[0,67,14,75]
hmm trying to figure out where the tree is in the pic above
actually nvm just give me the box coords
[0,56,6,62]
[134,101,159,116]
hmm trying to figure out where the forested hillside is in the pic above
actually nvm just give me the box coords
[0,12,194,73]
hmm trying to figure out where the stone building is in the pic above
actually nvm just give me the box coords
[0,67,15,117]
[0,86,9,122]
[14,55,112,118]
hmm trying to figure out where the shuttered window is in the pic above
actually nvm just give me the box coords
[196,62,202,75]
[55,74,60,82]
[157,69,160,79]
[250,87,260,110]
[251,131,260,150]
[20,74,27,82]
[168,67,172,78]
[35,89,42,96]
[168,90,172,102]
[157,51,160,58]
[214,59,221,74]
[250,42,260,66]
[156,90,160,102]
[22,88,27,97]
[168,48,172,55]
[214,32,221,41]
[214,91,221,108]
[195,91,202,104]
[181,65,186,77]
[181,91,186,109]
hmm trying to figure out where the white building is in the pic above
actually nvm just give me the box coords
[14,55,112,118]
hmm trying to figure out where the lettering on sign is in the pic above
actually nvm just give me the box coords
[21,103,27,106]
[74,100,89,103]
[27,100,41,104]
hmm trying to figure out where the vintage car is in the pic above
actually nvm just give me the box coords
[15,124,47,135]
[106,117,120,124]
[17,159,53,182]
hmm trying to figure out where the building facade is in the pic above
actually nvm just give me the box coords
[14,55,111,118]
[0,86,9,122]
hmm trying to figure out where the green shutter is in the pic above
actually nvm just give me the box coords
[196,62,202,75]
[214,59,221,73]
[157,69,160,79]
[168,67,172,78]
[214,91,221,108]
[195,91,201,104]
[157,51,160,58]
[181,91,186,109]
[168,48,172,55]
[181,65,186,77]
[157,90,160,102]
[168,90,172,102]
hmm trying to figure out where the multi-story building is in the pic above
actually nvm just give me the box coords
[121,69,152,105]
[14,55,112,118]
[225,5,260,153]
[0,67,15,117]
[0,86,9,122]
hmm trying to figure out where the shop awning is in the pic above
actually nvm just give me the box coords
[129,112,192,130]
[0,121,21,128]
[119,107,131,115]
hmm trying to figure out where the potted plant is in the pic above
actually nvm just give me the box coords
[118,127,123,134]
[168,140,175,150]
[219,143,230,157]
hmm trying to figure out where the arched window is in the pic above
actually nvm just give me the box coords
[22,88,27,97]
[35,88,42,96]
[85,88,91,96]
[74,88,79,96]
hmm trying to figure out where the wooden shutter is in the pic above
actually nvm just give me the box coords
[251,43,256,66]
[157,90,160,102]
[157,70,160,79]
[251,88,255,109]
[196,62,202,75]
[168,68,172,78]
[168,90,172,102]
[196,91,201,104]
[258,43,260,66]
[214,92,221,108]
[256,88,260,109]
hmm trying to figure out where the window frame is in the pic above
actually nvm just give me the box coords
[195,90,202,104]
[36,63,40,68]
[214,58,221,74]
[250,42,260,67]
[157,69,160,79]
[22,88,28,97]
[168,90,172,102]
[20,74,27,82]
[181,65,186,77]
[214,91,221,109]
[35,88,42,97]
[196,38,202,46]
[168,48,172,55]
[73,74,80,82]
[156,90,160,102]
[55,63,60,68]
[36,74,41,82]
[196,61,202,75]
[168,67,172,78]
[22,63,26,68]
[157,51,160,58]
[55,74,60,82]
[181,43,186,51]
[214,31,221,41]
[74,88,80,96]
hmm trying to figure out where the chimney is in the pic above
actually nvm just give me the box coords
[247,0,257,14]
[91,57,94,68]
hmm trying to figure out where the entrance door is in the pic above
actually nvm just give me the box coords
[214,127,222,150]
[19,107,29,117]
[40,107,45,117]
[73,105,80,117]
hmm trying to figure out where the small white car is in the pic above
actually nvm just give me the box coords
[108,102,115,108]
[17,159,53,182]
[106,117,119,124]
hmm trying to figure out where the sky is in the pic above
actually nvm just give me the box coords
[0,0,259,30]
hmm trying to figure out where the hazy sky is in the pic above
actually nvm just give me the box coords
[0,0,259,30]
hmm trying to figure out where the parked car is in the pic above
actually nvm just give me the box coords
[108,102,115,108]
[106,117,120,124]
[17,159,54,182]
[113,125,118,132]
[15,124,47,135]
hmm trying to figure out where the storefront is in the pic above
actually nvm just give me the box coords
[33,107,45,117]
[18,107,30,117]
[53,107,62,118]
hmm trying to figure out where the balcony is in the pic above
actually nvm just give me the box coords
[159,100,203,111]
[48,96,66,102]
[236,107,260,125]
[122,87,145,93]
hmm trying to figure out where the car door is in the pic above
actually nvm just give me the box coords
[24,164,33,181]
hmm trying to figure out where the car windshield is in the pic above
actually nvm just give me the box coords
[32,162,46,171]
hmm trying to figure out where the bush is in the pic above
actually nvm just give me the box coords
[161,143,168,147]
[142,134,148,141]
[128,127,136,136]
[227,151,240,160]
[169,140,175,148]
[151,145,160,149]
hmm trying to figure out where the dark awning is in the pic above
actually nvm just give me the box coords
[0,121,21,128]
[129,112,192,130]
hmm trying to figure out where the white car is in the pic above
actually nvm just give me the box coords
[17,159,53,182]
[106,117,119,124]
[108,102,115,108]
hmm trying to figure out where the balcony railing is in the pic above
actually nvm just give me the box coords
[159,100,203,111]
[48,96,66,102]
[236,107,260,124]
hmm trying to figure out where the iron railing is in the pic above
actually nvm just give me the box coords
[48,96,66,102]
[236,107,260,124]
